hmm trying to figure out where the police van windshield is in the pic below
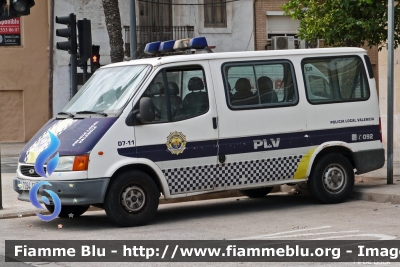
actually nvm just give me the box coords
[62,65,151,116]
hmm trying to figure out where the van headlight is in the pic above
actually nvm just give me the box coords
[55,155,89,171]
[55,156,75,171]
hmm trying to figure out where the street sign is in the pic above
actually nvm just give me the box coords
[0,17,20,46]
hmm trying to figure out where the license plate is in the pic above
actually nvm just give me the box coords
[17,180,38,191]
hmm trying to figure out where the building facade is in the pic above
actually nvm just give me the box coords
[253,0,379,91]
[53,0,254,115]
[1,0,384,150]
[0,0,50,142]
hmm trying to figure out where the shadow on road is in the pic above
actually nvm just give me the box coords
[155,195,319,224]
[23,194,329,230]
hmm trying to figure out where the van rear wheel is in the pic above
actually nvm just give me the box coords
[308,153,354,204]
[240,187,274,198]
[104,170,159,227]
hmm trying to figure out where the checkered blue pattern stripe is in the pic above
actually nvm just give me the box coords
[163,155,303,195]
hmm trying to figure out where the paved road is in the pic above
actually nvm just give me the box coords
[1,157,18,174]
[1,195,400,266]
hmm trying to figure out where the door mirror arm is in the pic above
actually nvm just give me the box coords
[125,109,138,126]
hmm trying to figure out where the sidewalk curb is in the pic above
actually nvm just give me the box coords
[0,209,47,219]
[351,189,400,204]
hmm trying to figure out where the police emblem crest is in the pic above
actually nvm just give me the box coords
[166,131,187,155]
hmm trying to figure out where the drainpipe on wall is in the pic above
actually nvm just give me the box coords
[48,0,54,119]
[253,0,257,50]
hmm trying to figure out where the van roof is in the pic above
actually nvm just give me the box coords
[102,47,367,69]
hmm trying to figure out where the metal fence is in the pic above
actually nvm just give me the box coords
[124,26,194,57]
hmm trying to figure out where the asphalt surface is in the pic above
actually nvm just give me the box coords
[1,196,400,267]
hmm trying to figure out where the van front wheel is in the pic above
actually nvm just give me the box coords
[104,170,159,227]
[308,153,354,204]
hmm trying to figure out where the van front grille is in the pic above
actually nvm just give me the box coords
[20,165,46,177]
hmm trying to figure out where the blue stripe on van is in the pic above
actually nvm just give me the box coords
[140,141,217,161]
[118,140,218,162]
[117,125,380,161]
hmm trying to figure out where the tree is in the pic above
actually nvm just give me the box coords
[281,0,400,50]
[102,0,124,62]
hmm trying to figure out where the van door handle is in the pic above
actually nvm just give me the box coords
[212,117,218,129]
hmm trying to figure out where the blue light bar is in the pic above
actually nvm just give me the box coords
[188,37,208,49]
[159,40,176,53]
[144,41,161,54]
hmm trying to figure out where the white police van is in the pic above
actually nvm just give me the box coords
[14,37,385,226]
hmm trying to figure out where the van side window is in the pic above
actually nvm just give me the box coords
[141,65,209,123]
[223,61,298,109]
[303,56,370,104]
[308,75,331,99]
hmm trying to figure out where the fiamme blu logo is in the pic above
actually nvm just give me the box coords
[28,131,62,222]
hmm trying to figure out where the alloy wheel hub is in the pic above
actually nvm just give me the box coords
[121,186,145,212]
[323,166,345,193]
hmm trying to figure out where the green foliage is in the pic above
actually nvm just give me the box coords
[281,0,400,50]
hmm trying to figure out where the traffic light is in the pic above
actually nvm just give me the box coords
[55,13,77,55]
[91,45,100,73]
[9,0,35,16]
[77,19,92,61]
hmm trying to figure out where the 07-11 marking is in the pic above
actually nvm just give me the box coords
[118,140,134,146]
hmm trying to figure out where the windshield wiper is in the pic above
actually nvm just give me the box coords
[76,110,108,117]
[57,111,75,118]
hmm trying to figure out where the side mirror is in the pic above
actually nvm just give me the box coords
[136,97,155,123]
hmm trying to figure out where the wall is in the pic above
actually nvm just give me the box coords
[254,0,287,51]
[172,0,254,53]
[379,48,400,161]
[0,0,49,142]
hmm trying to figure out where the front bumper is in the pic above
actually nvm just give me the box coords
[13,178,110,205]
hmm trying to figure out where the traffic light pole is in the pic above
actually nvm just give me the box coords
[130,0,137,59]
[71,54,77,98]
[83,61,88,83]
[387,0,394,184]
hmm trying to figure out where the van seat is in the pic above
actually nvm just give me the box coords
[176,77,208,119]
[232,78,258,106]
[168,82,182,115]
[257,76,278,104]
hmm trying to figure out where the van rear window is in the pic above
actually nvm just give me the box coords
[222,60,298,109]
[302,56,370,104]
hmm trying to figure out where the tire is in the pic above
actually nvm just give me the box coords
[104,170,159,227]
[240,187,274,198]
[308,153,354,204]
[45,204,90,218]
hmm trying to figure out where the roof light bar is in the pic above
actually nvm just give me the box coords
[173,38,190,51]
[159,40,176,53]
[144,41,161,54]
[141,37,213,58]
[188,37,208,49]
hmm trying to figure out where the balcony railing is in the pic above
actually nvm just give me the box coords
[124,26,194,57]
